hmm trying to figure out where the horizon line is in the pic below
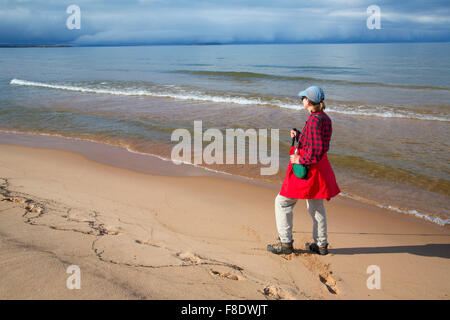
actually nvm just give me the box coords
[1,40,450,48]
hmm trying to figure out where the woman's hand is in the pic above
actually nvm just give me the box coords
[290,154,300,164]
[290,130,297,139]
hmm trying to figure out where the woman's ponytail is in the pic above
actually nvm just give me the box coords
[319,101,326,111]
[311,100,326,112]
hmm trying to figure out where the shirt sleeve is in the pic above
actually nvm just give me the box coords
[298,115,328,165]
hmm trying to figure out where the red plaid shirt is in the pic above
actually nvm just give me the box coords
[296,111,332,165]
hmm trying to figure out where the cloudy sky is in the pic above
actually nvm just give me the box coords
[1,0,449,45]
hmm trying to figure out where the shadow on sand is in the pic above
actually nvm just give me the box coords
[330,244,450,259]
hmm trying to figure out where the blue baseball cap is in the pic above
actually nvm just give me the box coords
[298,86,325,104]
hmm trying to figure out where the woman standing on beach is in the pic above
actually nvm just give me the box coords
[267,86,340,256]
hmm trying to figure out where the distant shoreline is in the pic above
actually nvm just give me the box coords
[1,41,449,48]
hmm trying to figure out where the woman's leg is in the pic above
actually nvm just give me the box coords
[306,199,328,247]
[274,194,298,243]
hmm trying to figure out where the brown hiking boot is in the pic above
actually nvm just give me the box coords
[305,242,328,255]
[267,240,294,255]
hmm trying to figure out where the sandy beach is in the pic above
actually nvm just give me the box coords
[0,137,449,300]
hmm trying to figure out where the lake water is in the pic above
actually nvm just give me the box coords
[1,43,449,225]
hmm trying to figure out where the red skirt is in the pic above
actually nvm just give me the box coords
[279,147,340,200]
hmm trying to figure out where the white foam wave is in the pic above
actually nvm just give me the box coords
[376,204,450,226]
[124,146,234,176]
[339,192,449,226]
[10,78,449,122]
[10,78,279,106]
[325,106,448,122]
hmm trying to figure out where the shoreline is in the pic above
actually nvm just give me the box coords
[0,130,447,227]
[0,130,279,189]
[0,141,449,299]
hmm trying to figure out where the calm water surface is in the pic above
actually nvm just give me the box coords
[0,43,449,224]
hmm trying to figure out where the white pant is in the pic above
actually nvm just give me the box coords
[274,194,328,246]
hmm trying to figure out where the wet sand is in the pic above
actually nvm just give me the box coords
[0,140,449,299]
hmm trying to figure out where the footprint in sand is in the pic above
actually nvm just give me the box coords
[135,239,162,248]
[261,285,296,300]
[295,238,340,295]
[65,209,96,223]
[98,224,122,235]
[25,202,44,214]
[176,252,206,265]
[319,272,339,295]
[210,269,244,281]
[3,197,44,215]
[3,197,26,204]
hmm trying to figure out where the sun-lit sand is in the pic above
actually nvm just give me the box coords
[0,142,449,299]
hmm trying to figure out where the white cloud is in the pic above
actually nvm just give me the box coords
[383,12,450,24]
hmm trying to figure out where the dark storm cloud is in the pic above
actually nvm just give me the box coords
[0,0,449,45]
